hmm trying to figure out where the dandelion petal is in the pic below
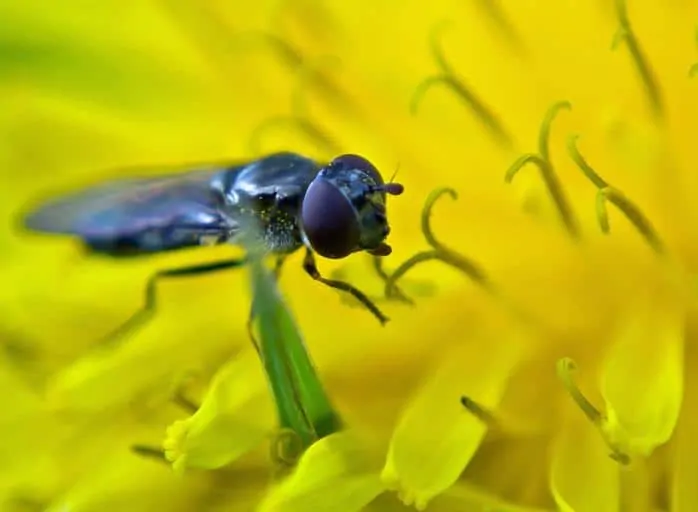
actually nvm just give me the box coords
[600,282,685,457]
[382,325,527,509]
[163,349,273,472]
[259,432,384,512]
[550,417,620,512]
[671,353,698,511]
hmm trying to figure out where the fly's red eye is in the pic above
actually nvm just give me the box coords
[301,178,360,259]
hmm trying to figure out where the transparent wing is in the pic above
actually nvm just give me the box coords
[22,165,242,255]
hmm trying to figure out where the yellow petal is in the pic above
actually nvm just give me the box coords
[258,432,384,512]
[163,348,274,472]
[43,450,210,512]
[428,480,548,512]
[381,315,530,510]
[600,271,685,458]
[671,351,698,511]
[550,414,620,512]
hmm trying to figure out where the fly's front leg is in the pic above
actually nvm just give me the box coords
[102,258,247,347]
[302,248,389,325]
[247,253,290,354]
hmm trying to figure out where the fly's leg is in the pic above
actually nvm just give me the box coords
[102,258,247,347]
[247,254,289,354]
[302,248,389,325]
[371,255,414,304]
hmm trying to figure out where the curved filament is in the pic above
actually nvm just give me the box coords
[410,22,513,150]
[567,135,664,254]
[384,189,492,299]
[612,0,663,118]
[538,101,572,162]
[505,153,578,237]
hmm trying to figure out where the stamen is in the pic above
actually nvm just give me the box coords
[556,358,631,465]
[290,55,343,121]
[460,395,499,427]
[247,116,340,156]
[538,101,571,162]
[131,444,168,463]
[250,32,303,68]
[173,390,199,414]
[557,358,603,424]
[372,256,414,304]
[239,32,350,110]
[565,135,607,189]
[505,153,579,237]
[410,21,513,150]
[385,187,492,298]
[611,0,663,119]
[248,56,342,156]
[472,0,525,53]
[599,187,665,254]
[595,191,611,234]
[422,187,458,251]
[567,135,665,254]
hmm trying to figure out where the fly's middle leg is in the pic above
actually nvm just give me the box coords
[302,248,389,325]
[102,257,247,348]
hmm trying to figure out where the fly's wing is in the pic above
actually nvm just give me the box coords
[22,165,245,256]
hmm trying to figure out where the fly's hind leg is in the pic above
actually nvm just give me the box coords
[303,248,389,325]
[101,258,247,348]
[247,254,289,354]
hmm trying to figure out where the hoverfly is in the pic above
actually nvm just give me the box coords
[22,152,404,346]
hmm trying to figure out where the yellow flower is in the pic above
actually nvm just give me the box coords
[2,0,698,511]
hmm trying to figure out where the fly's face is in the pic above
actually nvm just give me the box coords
[300,154,403,259]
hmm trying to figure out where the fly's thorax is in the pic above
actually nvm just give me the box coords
[264,208,304,254]
[227,190,304,255]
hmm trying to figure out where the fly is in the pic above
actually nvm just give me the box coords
[22,152,404,347]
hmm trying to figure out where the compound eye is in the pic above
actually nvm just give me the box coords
[330,154,383,185]
[301,178,360,259]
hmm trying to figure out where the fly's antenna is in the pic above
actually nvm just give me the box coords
[379,183,404,196]
[388,162,400,184]
[381,162,403,195]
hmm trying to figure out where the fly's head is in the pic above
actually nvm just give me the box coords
[300,154,404,259]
